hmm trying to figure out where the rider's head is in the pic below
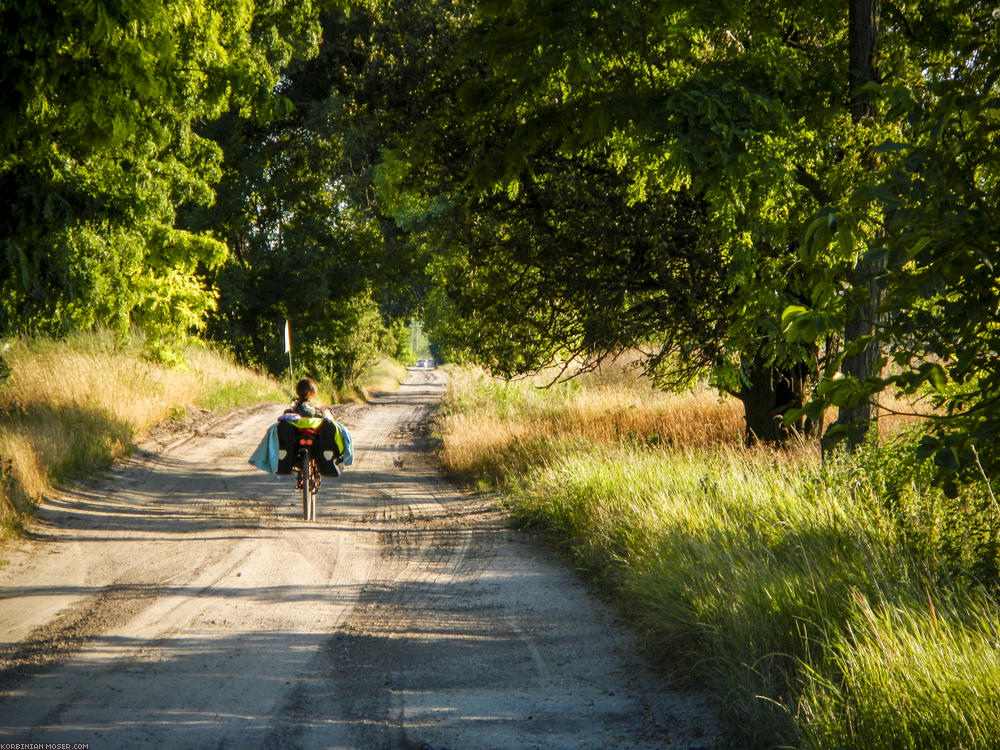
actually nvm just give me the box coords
[295,378,318,401]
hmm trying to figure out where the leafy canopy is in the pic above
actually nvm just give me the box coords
[0,0,322,357]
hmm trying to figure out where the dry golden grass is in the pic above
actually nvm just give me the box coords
[357,357,409,398]
[437,364,930,485]
[2,336,277,431]
[878,392,938,437]
[438,364,748,482]
[0,331,283,536]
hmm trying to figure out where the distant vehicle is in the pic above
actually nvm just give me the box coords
[415,358,435,368]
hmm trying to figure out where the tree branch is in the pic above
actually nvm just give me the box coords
[794,164,834,205]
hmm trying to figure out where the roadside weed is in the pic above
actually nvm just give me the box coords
[798,592,1000,750]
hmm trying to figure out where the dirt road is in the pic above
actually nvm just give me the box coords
[0,369,720,749]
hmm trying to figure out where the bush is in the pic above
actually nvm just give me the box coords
[829,433,1000,587]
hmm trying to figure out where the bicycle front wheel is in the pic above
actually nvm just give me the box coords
[301,450,312,520]
[308,464,318,521]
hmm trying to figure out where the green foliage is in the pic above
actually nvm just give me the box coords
[373,0,998,456]
[279,289,394,393]
[0,0,323,355]
[325,290,395,389]
[826,432,1000,587]
[195,2,445,386]
[387,320,416,366]
[418,156,732,382]
[783,4,1000,480]
[378,0,886,442]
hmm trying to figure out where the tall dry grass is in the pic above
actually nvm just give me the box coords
[0,330,284,536]
[438,364,748,485]
[356,356,409,398]
[439,365,927,484]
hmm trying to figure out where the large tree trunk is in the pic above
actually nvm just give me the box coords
[738,359,815,446]
[833,0,882,450]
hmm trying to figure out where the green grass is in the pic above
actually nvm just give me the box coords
[797,592,1000,750]
[438,366,1000,749]
[198,379,286,412]
[511,445,895,745]
[356,356,410,397]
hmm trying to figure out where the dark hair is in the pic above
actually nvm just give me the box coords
[295,378,318,400]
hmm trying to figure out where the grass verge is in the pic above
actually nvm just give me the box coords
[356,357,409,398]
[436,365,1000,750]
[0,330,285,537]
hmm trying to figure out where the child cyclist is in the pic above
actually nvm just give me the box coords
[290,377,334,420]
[277,377,343,476]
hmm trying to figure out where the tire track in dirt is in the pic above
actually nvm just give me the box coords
[263,380,484,748]
[0,399,377,746]
[0,581,164,688]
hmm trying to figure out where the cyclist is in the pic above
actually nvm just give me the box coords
[290,377,333,420]
[276,377,343,476]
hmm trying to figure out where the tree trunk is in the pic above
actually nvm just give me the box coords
[833,0,882,450]
[848,0,879,122]
[738,359,814,446]
[833,264,883,434]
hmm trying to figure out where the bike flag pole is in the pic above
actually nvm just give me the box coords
[284,319,294,387]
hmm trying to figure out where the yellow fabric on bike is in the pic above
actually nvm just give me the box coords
[291,416,347,456]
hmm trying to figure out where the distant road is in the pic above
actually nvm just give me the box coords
[0,368,719,749]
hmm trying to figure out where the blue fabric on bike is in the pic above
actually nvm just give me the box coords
[248,423,281,473]
[249,417,352,472]
[335,421,354,466]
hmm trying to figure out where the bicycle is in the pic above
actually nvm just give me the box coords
[252,410,348,520]
[282,415,344,521]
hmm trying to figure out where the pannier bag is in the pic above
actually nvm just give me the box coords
[249,414,353,476]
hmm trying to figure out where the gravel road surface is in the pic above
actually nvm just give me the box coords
[0,368,721,749]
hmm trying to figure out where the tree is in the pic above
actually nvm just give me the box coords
[406,143,826,443]
[0,0,321,356]
[380,0,866,443]
[830,0,882,447]
[195,1,463,385]
[422,155,722,368]
[403,0,999,452]
[786,2,1000,485]
[194,111,385,382]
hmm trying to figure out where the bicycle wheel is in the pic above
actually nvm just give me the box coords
[301,449,311,520]
[308,467,318,521]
